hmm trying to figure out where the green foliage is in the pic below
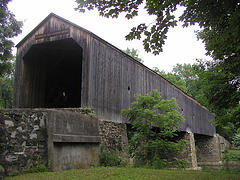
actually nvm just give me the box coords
[232,133,240,150]
[171,63,200,97]
[75,0,179,55]
[221,150,240,171]
[0,75,14,109]
[123,48,144,63]
[0,58,15,109]
[153,67,187,93]
[193,60,240,141]
[0,1,21,108]
[215,107,240,141]
[0,0,22,76]
[193,1,240,85]
[194,60,240,110]
[153,61,240,141]
[153,63,205,103]
[80,106,96,116]
[75,1,240,65]
[24,155,48,174]
[99,147,127,167]
[171,158,188,169]
[122,90,185,168]
[26,164,47,173]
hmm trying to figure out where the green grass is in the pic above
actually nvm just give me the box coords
[5,167,240,180]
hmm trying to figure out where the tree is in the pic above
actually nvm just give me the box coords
[153,61,240,141]
[194,60,240,111]
[193,60,240,141]
[122,90,186,168]
[0,58,15,109]
[75,0,179,55]
[123,48,144,63]
[0,72,14,109]
[0,0,22,76]
[194,1,240,86]
[232,127,240,150]
[75,0,240,85]
[152,67,187,93]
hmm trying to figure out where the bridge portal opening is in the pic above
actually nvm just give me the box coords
[22,38,82,108]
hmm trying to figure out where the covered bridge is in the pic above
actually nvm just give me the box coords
[14,13,215,137]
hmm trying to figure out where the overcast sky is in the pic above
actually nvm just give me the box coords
[9,0,211,72]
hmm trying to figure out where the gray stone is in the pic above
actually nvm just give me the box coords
[16,126,23,132]
[22,141,26,147]
[30,133,37,139]
[5,155,18,162]
[4,120,14,128]
[188,132,198,168]
[11,131,17,138]
[217,134,230,156]
[34,125,39,131]
[195,134,221,164]
[33,115,38,121]
[39,118,45,127]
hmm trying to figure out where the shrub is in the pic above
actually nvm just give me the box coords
[232,133,240,150]
[25,155,48,173]
[28,164,47,173]
[99,148,127,167]
[122,90,185,168]
[80,106,96,116]
[221,150,240,170]
[170,158,188,168]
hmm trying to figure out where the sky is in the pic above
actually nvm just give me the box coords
[8,0,211,72]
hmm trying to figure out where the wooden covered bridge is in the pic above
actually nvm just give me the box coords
[9,13,227,171]
[14,13,215,137]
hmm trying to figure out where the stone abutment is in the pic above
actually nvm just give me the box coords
[0,108,229,178]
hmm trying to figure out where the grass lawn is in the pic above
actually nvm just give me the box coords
[5,167,240,180]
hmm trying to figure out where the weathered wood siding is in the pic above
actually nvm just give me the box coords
[14,13,215,136]
[87,37,215,136]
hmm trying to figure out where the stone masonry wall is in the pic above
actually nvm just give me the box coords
[178,132,198,168]
[217,134,230,158]
[195,134,221,164]
[0,109,48,177]
[0,108,101,178]
[98,120,128,152]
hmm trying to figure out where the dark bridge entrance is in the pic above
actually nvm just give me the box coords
[22,38,82,108]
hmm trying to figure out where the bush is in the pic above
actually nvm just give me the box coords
[80,106,96,116]
[221,150,240,170]
[122,90,185,168]
[26,164,47,173]
[25,155,48,173]
[31,164,47,172]
[99,148,127,167]
[170,158,188,168]
[232,132,240,150]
